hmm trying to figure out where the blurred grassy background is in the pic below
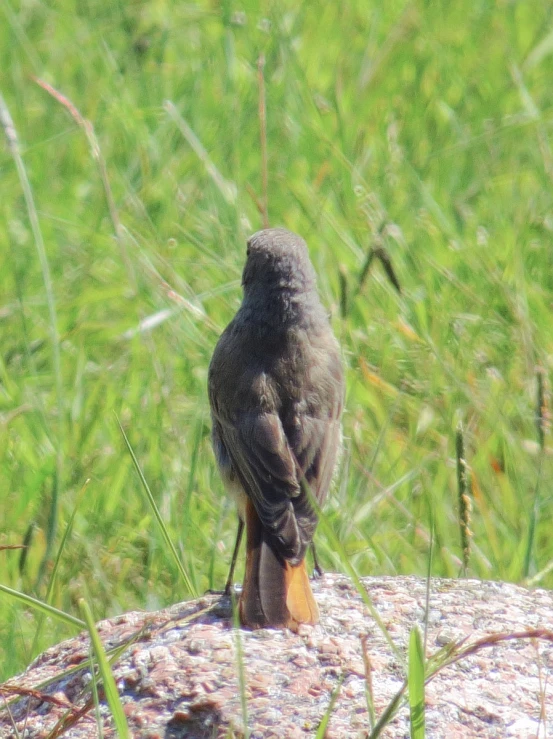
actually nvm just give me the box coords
[1,0,552,681]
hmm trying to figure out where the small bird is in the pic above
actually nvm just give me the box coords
[208,228,344,629]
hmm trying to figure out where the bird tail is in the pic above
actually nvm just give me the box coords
[239,500,319,630]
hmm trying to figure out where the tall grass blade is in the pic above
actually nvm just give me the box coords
[315,675,343,738]
[31,480,90,657]
[79,599,130,739]
[164,100,237,205]
[33,78,136,289]
[0,91,63,582]
[231,594,249,739]
[257,54,269,229]
[117,416,197,596]
[408,626,425,739]
[0,585,84,629]
[360,635,376,730]
[455,422,472,575]
[523,366,548,578]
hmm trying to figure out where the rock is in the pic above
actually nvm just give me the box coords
[1,575,552,738]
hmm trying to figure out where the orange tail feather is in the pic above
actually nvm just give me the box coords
[239,500,319,630]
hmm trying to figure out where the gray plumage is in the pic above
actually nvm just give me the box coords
[208,228,344,567]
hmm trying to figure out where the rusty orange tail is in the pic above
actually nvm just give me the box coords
[239,500,319,630]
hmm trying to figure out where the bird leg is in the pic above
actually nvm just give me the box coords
[311,542,324,579]
[224,518,244,595]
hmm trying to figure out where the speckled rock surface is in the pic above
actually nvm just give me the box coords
[1,575,552,738]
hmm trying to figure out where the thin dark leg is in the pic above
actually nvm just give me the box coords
[311,542,324,578]
[224,518,244,595]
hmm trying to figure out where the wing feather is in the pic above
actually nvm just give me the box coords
[209,325,343,563]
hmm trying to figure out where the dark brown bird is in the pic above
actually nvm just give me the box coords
[208,228,344,629]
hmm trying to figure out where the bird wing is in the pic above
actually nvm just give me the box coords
[210,369,343,562]
[211,408,302,558]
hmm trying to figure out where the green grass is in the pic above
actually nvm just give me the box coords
[1,0,553,683]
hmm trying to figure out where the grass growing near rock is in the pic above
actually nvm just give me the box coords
[1,0,552,683]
